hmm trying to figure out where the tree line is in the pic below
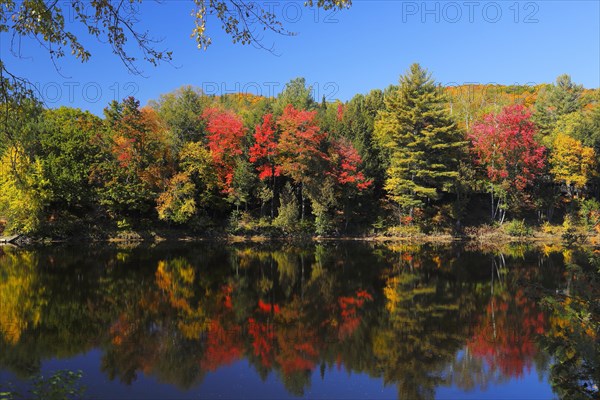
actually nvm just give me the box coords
[1,64,599,237]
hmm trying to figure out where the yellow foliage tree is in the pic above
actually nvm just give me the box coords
[550,134,596,197]
[156,142,218,223]
[0,146,50,234]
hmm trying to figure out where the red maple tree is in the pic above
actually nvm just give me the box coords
[202,107,246,194]
[329,138,372,191]
[469,104,545,191]
[469,104,545,221]
[276,104,327,183]
[336,103,344,122]
[249,113,281,180]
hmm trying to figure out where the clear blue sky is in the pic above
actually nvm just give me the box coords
[2,0,599,115]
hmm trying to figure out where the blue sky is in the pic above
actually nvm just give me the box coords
[2,0,599,115]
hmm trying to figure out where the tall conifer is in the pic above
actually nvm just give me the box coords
[374,64,465,214]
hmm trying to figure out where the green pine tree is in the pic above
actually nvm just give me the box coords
[534,74,583,137]
[374,64,466,215]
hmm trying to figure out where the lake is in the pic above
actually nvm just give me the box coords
[0,242,598,399]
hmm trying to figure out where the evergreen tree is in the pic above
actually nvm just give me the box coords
[374,64,465,215]
[341,90,385,187]
[149,86,210,148]
[575,92,600,153]
[273,78,315,115]
[534,74,583,137]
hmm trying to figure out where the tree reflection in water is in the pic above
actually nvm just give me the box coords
[0,242,597,399]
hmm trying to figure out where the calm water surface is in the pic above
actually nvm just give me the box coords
[0,242,598,399]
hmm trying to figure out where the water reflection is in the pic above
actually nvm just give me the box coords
[0,242,597,399]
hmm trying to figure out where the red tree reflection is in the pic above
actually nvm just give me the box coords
[467,288,546,378]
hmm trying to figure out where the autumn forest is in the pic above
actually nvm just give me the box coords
[1,64,599,241]
[1,0,599,398]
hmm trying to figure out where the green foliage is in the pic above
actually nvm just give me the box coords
[0,104,99,236]
[543,111,585,149]
[312,201,334,236]
[39,108,100,209]
[149,85,209,147]
[577,198,600,231]
[273,183,299,233]
[273,77,315,115]
[95,174,155,216]
[308,176,337,236]
[502,220,532,237]
[229,157,257,207]
[574,95,600,155]
[534,74,584,137]
[227,209,245,232]
[371,215,387,232]
[0,78,44,156]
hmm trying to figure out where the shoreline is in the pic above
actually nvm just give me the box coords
[2,228,590,247]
